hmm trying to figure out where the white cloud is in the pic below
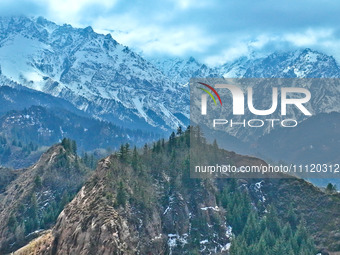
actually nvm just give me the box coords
[204,43,249,66]
[92,14,215,57]
[284,28,333,47]
[2,0,340,66]
[170,0,212,10]
[36,0,117,26]
[202,29,339,66]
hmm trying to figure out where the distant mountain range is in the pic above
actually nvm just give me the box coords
[0,15,340,255]
[150,56,219,86]
[151,49,340,145]
[257,112,340,164]
[0,16,189,132]
[1,15,340,166]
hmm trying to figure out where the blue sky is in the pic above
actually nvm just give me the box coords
[1,0,340,66]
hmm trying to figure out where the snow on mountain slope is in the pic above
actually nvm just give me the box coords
[152,49,340,141]
[151,48,340,83]
[218,49,340,141]
[0,16,189,132]
[1,15,340,140]
[221,48,340,78]
[150,56,220,86]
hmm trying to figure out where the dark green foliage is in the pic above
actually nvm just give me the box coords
[12,188,79,237]
[168,131,176,150]
[6,142,90,245]
[25,194,39,233]
[61,138,77,154]
[326,183,337,194]
[7,214,17,232]
[2,126,323,254]
[60,191,70,209]
[0,133,40,167]
[0,105,159,157]
[219,184,251,236]
[131,146,138,170]
[0,167,17,193]
[287,203,298,230]
[22,141,38,154]
[115,181,127,207]
[176,126,183,135]
[0,144,11,162]
[221,186,317,255]
[119,143,130,163]
[81,152,97,169]
[34,175,42,189]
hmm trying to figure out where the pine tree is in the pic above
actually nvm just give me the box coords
[326,183,337,194]
[7,214,17,231]
[34,175,42,189]
[168,132,176,149]
[60,191,69,209]
[242,211,260,244]
[132,146,138,170]
[143,143,148,155]
[71,140,77,154]
[176,126,183,135]
[119,144,126,161]
[287,203,298,229]
[256,236,267,255]
[266,206,281,237]
[283,223,293,240]
[116,181,127,207]
[26,194,39,233]
[295,219,308,246]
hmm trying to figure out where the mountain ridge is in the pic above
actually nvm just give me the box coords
[0,139,91,253]
[9,130,340,254]
[0,16,189,132]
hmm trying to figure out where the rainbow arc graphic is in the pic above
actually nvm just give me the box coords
[198,82,222,106]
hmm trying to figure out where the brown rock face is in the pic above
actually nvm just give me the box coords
[30,153,230,255]
[0,142,90,254]
[11,134,340,254]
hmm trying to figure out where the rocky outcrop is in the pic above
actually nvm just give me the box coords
[36,156,226,254]
[0,141,90,253]
[10,133,340,254]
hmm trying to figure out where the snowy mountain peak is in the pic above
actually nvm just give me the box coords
[0,16,189,132]
[150,56,219,86]
[1,15,340,137]
[220,48,340,78]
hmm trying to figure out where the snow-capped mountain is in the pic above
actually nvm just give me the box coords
[150,56,220,86]
[1,15,340,141]
[0,16,189,132]
[221,49,340,141]
[221,48,340,78]
[151,48,340,83]
[153,49,340,142]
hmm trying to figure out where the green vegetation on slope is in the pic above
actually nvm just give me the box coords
[0,138,91,253]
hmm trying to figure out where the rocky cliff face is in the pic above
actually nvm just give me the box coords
[38,155,232,254]
[47,157,166,255]
[11,131,340,254]
[10,132,265,254]
[0,140,90,253]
